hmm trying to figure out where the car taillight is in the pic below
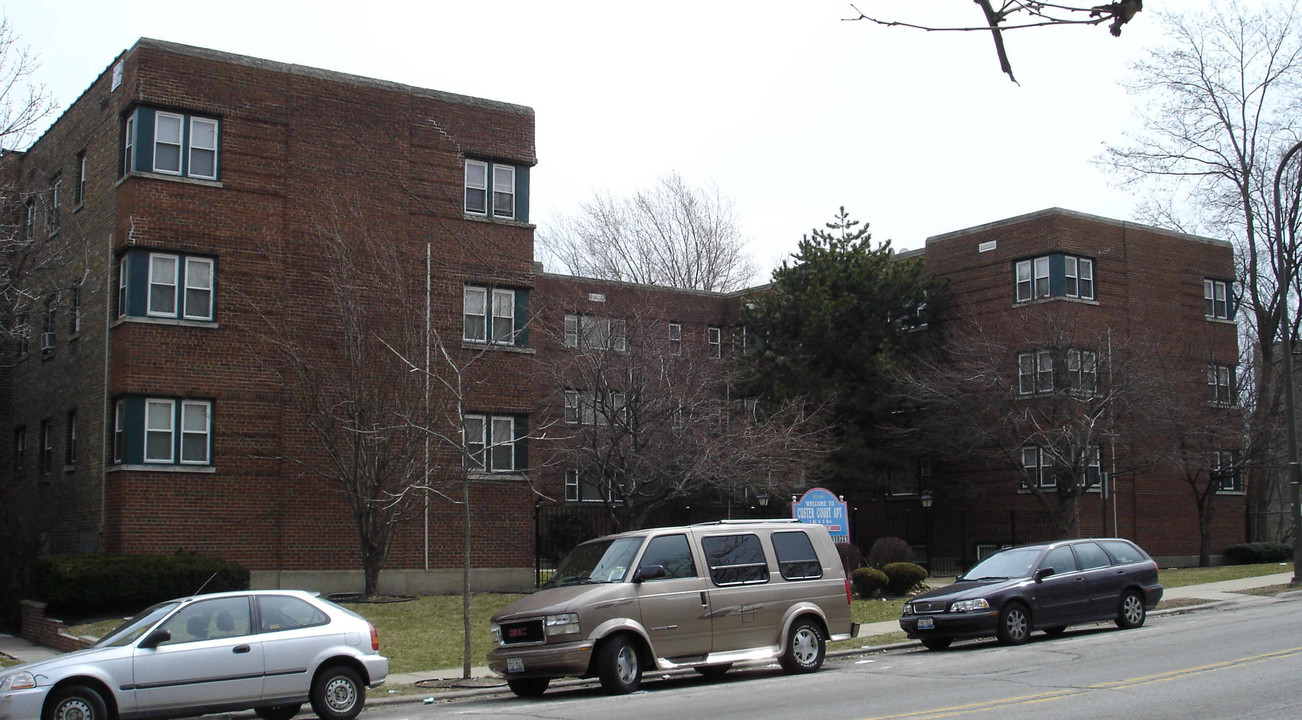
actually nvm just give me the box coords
[845,577,853,605]
[369,623,380,652]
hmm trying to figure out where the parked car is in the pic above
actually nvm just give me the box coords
[488,519,858,697]
[899,538,1163,650]
[0,590,387,720]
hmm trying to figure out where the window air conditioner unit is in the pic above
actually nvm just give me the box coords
[40,332,55,352]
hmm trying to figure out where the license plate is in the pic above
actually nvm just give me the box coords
[506,657,524,673]
[917,617,935,630]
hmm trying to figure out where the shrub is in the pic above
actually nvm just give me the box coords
[851,567,889,598]
[836,542,863,574]
[882,562,928,596]
[1222,542,1293,565]
[33,553,249,616]
[867,536,915,568]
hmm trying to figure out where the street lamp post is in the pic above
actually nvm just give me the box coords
[1272,140,1302,585]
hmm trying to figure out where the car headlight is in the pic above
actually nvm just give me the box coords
[489,622,502,646]
[545,613,580,637]
[949,598,991,613]
[902,603,914,615]
[0,671,36,692]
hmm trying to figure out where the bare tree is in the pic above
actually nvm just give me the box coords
[243,206,434,599]
[537,294,828,531]
[847,1,1143,83]
[1100,0,1302,539]
[897,306,1170,538]
[538,173,758,292]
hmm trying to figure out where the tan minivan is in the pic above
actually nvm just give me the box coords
[488,519,858,697]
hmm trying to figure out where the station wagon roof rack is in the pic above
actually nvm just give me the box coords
[692,518,803,526]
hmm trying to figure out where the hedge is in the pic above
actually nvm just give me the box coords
[1222,542,1293,565]
[33,553,249,614]
[851,566,889,598]
[883,562,928,596]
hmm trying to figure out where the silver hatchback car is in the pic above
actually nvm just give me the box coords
[0,590,388,720]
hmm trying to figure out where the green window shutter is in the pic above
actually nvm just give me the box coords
[514,166,529,223]
[121,396,145,465]
[1048,254,1066,297]
[134,107,156,173]
[127,250,149,317]
[513,289,530,346]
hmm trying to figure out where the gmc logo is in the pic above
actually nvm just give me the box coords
[508,627,528,638]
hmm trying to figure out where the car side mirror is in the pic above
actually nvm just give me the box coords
[633,565,666,583]
[139,629,171,649]
[1034,567,1055,583]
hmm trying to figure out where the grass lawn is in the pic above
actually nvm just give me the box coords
[1157,562,1292,588]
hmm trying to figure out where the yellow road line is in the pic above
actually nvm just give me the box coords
[857,647,1302,720]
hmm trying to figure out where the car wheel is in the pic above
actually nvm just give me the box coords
[310,665,366,720]
[596,635,642,695]
[693,663,732,679]
[921,637,953,651]
[44,685,108,720]
[255,704,302,720]
[1043,626,1068,637]
[1116,590,1147,629]
[996,603,1031,645]
[779,619,825,673]
[506,678,550,697]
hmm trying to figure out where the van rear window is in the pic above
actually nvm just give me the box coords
[772,531,823,580]
[702,534,770,585]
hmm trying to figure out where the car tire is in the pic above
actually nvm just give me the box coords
[596,635,642,695]
[1116,590,1147,629]
[44,685,108,720]
[310,665,366,720]
[693,663,732,679]
[996,603,1031,645]
[779,619,825,673]
[921,637,953,651]
[255,704,302,720]
[1043,625,1068,637]
[506,678,550,697]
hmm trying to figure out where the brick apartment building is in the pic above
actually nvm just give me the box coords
[1,39,1243,594]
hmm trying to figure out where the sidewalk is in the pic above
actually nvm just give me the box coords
[3,570,1297,691]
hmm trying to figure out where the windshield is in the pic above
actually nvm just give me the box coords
[93,600,182,648]
[962,548,1042,581]
[545,537,645,587]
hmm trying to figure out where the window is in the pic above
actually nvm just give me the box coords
[48,176,61,234]
[773,531,823,580]
[65,409,76,466]
[1212,450,1242,492]
[23,197,34,238]
[464,286,526,346]
[124,107,220,180]
[668,322,682,356]
[13,426,24,470]
[465,159,524,220]
[564,314,624,351]
[76,151,87,205]
[1017,350,1054,395]
[1019,348,1097,396]
[702,534,769,585]
[257,595,328,633]
[159,597,251,644]
[464,414,525,473]
[118,250,217,322]
[1209,363,1235,406]
[563,390,580,424]
[1205,279,1233,320]
[15,313,29,357]
[113,396,214,467]
[708,326,722,358]
[42,294,57,354]
[1066,349,1098,394]
[637,534,696,580]
[1073,542,1112,570]
[1041,546,1078,575]
[39,419,52,475]
[184,258,214,320]
[565,468,625,503]
[69,286,81,335]
[1022,446,1053,488]
[1015,254,1095,302]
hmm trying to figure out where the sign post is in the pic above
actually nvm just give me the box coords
[791,488,849,543]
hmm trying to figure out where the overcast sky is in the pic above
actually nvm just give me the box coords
[7,0,1174,278]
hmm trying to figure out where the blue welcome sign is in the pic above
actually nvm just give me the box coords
[792,488,849,542]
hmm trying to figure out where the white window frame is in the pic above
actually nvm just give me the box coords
[1209,364,1235,406]
[40,420,52,474]
[563,390,580,424]
[144,399,176,463]
[179,400,211,464]
[669,322,682,356]
[491,288,515,345]
[117,257,128,318]
[1213,450,1243,493]
[1078,258,1095,300]
[183,257,214,321]
[153,111,184,175]
[188,117,219,180]
[148,254,179,318]
[612,319,627,352]
[565,469,581,502]
[1036,350,1053,393]
[1065,256,1079,297]
[65,409,76,465]
[49,177,61,233]
[490,416,515,472]
[113,400,125,464]
[1033,257,1050,299]
[465,160,488,215]
[492,164,515,219]
[1022,446,1055,488]
[564,314,579,347]
[77,152,87,205]
[708,326,722,358]
[1205,279,1231,320]
[124,115,135,175]
[463,286,487,342]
